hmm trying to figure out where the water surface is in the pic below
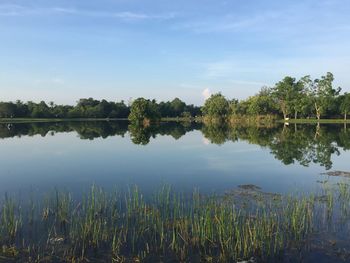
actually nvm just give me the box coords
[0,121,348,196]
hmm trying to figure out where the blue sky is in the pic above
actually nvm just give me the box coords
[1,0,350,105]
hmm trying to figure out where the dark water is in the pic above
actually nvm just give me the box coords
[0,121,349,196]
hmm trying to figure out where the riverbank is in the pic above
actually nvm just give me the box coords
[0,117,197,124]
[0,118,128,123]
[279,118,350,124]
[1,117,349,124]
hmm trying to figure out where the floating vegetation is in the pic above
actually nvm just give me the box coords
[322,171,350,178]
[237,184,262,191]
[0,183,350,262]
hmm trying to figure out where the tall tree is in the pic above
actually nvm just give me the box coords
[128,98,160,124]
[170,98,186,117]
[301,73,341,120]
[0,102,16,118]
[201,93,229,118]
[228,99,239,115]
[340,93,350,120]
[290,80,305,119]
[272,76,299,119]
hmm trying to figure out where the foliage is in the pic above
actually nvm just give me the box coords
[271,77,304,119]
[128,122,154,145]
[301,72,341,120]
[158,98,201,118]
[128,98,160,123]
[339,93,350,120]
[201,123,348,170]
[201,93,229,118]
[0,97,201,121]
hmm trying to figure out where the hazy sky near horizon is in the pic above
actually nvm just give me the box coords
[1,0,350,105]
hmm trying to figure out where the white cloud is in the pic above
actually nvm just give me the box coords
[178,12,279,34]
[0,4,177,22]
[0,4,24,16]
[202,137,210,145]
[112,12,176,21]
[202,88,211,100]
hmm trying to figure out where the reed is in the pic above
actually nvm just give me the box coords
[0,183,348,262]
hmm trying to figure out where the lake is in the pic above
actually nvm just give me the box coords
[0,121,348,196]
[0,121,350,262]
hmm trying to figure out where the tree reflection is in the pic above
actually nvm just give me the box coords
[336,126,350,150]
[0,121,349,169]
[201,122,230,145]
[0,121,200,144]
[128,122,201,145]
[128,123,153,145]
[0,121,129,140]
[267,125,340,170]
[201,122,348,170]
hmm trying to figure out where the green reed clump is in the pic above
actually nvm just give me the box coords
[338,181,350,218]
[0,183,348,262]
[0,195,21,245]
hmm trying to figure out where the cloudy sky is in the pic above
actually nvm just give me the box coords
[1,0,349,105]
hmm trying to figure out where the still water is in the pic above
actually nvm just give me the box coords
[0,121,349,196]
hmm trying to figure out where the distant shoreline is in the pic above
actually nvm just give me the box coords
[279,119,350,124]
[0,117,349,124]
[0,118,128,123]
[0,117,195,124]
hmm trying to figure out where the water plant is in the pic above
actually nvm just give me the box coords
[0,183,349,262]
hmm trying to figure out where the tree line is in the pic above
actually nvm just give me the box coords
[0,99,129,119]
[0,72,349,121]
[202,72,350,121]
[0,98,201,120]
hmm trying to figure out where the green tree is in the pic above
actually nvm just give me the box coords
[128,98,160,123]
[272,76,300,119]
[240,88,276,116]
[30,101,51,118]
[15,100,29,117]
[201,93,229,118]
[290,81,305,119]
[0,102,17,118]
[53,105,73,118]
[109,101,130,118]
[170,98,186,117]
[293,91,313,119]
[228,99,239,115]
[181,111,192,119]
[184,104,201,117]
[257,87,278,115]
[340,93,350,120]
[301,73,341,120]
[246,96,261,115]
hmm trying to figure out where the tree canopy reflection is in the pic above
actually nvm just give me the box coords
[0,121,349,169]
[201,123,348,170]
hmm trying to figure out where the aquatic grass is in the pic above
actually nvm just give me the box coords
[0,195,22,245]
[0,183,349,262]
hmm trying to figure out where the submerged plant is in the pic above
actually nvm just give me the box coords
[0,183,348,262]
